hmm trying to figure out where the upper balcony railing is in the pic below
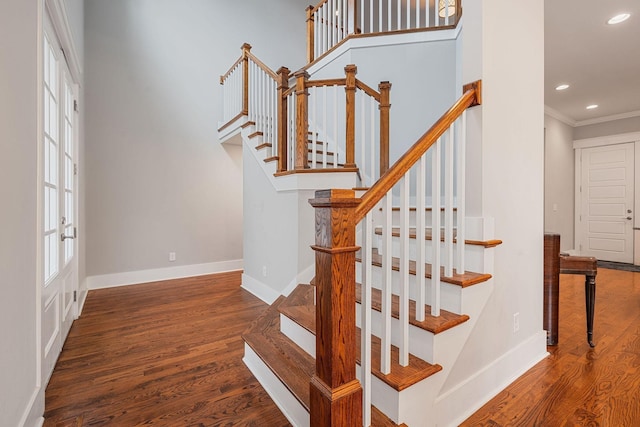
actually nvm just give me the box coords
[307,0,461,63]
[220,45,391,187]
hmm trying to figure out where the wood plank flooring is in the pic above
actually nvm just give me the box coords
[463,267,640,426]
[44,268,640,426]
[43,271,290,427]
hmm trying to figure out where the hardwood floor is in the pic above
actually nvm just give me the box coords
[463,267,640,426]
[44,268,640,426]
[43,271,290,427]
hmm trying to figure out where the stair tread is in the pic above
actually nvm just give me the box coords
[279,284,315,333]
[255,142,272,150]
[355,283,469,334]
[245,294,411,425]
[263,156,278,163]
[279,285,442,392]
[357,249,492,288]
[248,130,263,139]
[373,226,502,248]
[243,296,314,410]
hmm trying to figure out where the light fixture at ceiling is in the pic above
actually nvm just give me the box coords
[586,104,599,110]
[438,0,456,18]
[607,13,630,25]
[555,84,570,91]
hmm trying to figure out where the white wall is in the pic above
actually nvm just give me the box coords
[0,2,42,426]
[440,0,548,403]
[544,114,575,250]
[84,0,308,283]
[574,115,640,140]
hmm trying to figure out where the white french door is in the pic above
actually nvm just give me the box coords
[42,13,78,383]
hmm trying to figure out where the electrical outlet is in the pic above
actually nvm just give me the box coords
[262,265,267,277]
[169,252,176,262]
[513,312,520,333]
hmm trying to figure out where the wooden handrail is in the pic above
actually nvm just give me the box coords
[306,78,347,88]
[355,80,481,222]
[355,80,381,102]
[246,51,279,81]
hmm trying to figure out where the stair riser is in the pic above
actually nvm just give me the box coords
[356,304,437,364]
[356,263,463,314]
[280,314,315,357]
[371,237,489,274]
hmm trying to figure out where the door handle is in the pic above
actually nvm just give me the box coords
[61,227,77,241]
[626,216,633,220]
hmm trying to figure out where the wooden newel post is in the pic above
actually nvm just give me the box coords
[277,67,291,173]
[241,43,252,116]
[307,5,315,64]
[378,81,391,175]
[295,70,310,170]
[344,65,357,169]
[309,189,363,427]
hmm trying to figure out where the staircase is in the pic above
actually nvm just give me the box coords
[216,1,539,426]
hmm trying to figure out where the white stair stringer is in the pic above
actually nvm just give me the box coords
[243,344,310,427]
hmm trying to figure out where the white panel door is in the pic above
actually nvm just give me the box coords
[579,143,634,262]
[42,13,78,383]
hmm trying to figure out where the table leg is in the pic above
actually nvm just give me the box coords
[585,275,596,347]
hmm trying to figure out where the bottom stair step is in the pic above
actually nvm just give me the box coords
[243,295,406,426]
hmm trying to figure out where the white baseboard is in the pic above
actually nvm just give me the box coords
[241,273,281,304]
[86,260,243,290]
[280,264,315,297]
[19,385,44,427]
[435,331,549,426]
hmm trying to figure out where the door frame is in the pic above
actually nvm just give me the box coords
[574,131,640,264]
[37,0,83,388]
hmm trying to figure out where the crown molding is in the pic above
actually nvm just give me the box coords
[544,105,576,127]
[575,110,640,127]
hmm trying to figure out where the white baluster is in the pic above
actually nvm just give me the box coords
[361,211,373,427]
[360,91,366,184]
[336,85,338,168]
[322,85,328,168]
[381,194,392,374]
[311,87,317,168]
[445,127,454,277]
[399,175,409,367]
[370,96,375,184]
[387,0,391,31]
[457,111,466,273]
[431,137,441,317]
[397,0,401,30]
[416,153,426,321]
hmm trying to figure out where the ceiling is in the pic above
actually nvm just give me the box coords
[544,0,640,124]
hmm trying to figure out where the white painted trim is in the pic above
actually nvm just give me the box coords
[243,344,310,427]
[544,105,576,127]
[77,278,88,316]
[18,385,44,427]
[435,331,549,427]
[86,260,243,290]
[573,131,640,149]
[576,109,640,127]
[307,25,462,77]
[241,273,281,304]
[45,0,82,85]
[281,263,315,297]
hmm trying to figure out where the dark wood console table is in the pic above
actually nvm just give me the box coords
[544,233,597,347]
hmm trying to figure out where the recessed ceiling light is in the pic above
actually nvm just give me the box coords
[586,104,599,110]
[607,13,630,25]
[555,84,570,91]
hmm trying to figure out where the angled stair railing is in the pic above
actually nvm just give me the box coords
[280,65,390,185]
[307,0,461,63]
[309,80,482,426]
[219,45,391,185]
